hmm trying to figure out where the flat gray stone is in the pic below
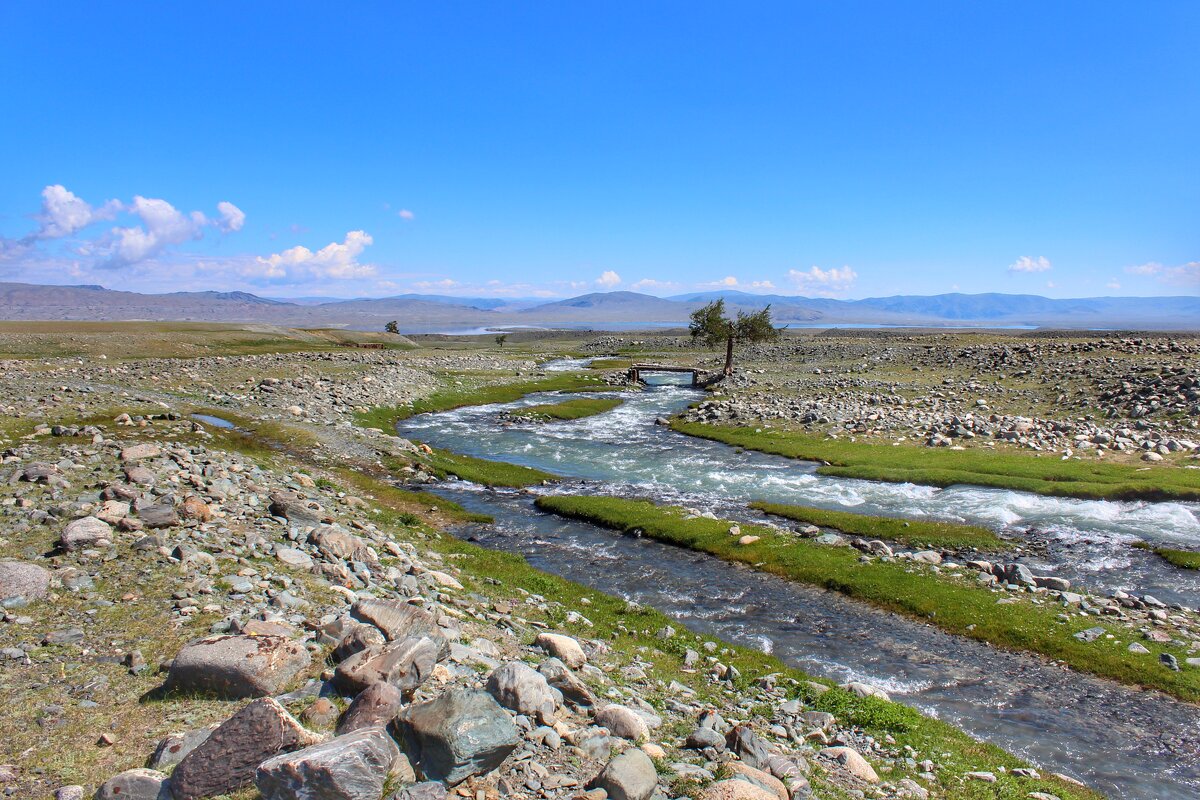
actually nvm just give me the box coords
[166,634,311,699]
[334,636,440,696]
[148,725,218,770]
[589,748,658,800]
[486,661,560,722]
[94,768,170,800]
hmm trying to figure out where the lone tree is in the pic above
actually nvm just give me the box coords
[384,320,399,334]
[689,299,780,376]
[494,334,508,347]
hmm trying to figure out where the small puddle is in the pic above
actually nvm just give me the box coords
[190,413,236,429]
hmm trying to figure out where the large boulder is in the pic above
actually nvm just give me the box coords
[486,661,560,722]
[256,727,400,800]
[0,560,51,606]
[169,698,320,800]
[333,636,440,696]
[120,443,162,462]
[337,682,406,735]
[588,748,658,800]
[60,517,113,550]
[392,688,519,785]
[94,768,169,800]
[165,634,311,699]
[534,632,587,669]
[351,599,448,658]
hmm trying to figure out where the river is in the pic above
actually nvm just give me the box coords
[395,371,1200,799]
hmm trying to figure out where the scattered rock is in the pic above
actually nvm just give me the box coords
[165,634,311,699]
[393,688,519,785]
[256,728,401,800]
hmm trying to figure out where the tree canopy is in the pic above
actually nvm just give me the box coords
[689,299,780,375]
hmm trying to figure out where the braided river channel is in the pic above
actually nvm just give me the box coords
[395,367,1200,799]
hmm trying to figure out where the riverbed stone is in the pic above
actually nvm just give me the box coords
[535,632,587,668]
[148,725,218,770]
[486,661,560,722]
[0,560,51,605]
[701,780,779,800]
[538,657,596,707]
[392,688,519,785]
[60,516,112,550]
[165,634,311,698]
[333,636,441,695]
[337,681,406,734]
[351,598,448,656]
[94,768,169,800]
[170,698,320,800]
[820,746,878,783]
[588,748,658,800]
[596,704,649,742]
[256,727,400,800]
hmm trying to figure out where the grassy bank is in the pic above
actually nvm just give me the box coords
[750,501,1010,551]
[510,396,623,421]
[536,494,1200,703]
[671,420,1200,501]
[355,373,612,431]
[419,445,558,487]
[1133,541,1200,570]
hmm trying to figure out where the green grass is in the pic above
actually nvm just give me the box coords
[354,373,613,431]
[535,494,1200,703]
[749,501,1011,551]
[671,419,1200,502]
[510,396,623,421]
[1132,541,1200,570]
[419,445,558,487]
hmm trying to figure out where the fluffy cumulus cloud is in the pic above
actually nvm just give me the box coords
[106,196,209,267]
[1,185,247,269]
[216,201,246,233]
[397,209,414,220]
[595,270,622,288]
[1008,255,1052,273]
[787,265,857,296]
[413,278,458,290]
[32,184,122,240]
[253,231,377,281]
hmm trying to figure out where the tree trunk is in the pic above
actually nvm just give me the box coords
[724,336,735,376]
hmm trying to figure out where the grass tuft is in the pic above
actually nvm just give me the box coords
[1132,541,1200,570]
[510,396,623,422]
[749,500,1010,551]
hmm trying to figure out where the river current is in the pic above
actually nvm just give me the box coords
[395,370,1200,799]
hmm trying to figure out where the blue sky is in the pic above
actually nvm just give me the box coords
[1,3,1196,299]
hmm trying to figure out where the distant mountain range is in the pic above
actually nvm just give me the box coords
[0,282,1196,330]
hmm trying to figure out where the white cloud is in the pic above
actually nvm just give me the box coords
[106,196,209,267]
[1008,255,1051,273]
[397,209,414,220]
[31,184,121,240]
[750,280,776,290]
[787,265,857,296]
[1105,279,1121,290]
[712,276,739,287]
[1046,280,1057,289]
[216,201,246,233]
[631,278,682,292]
[414,278,458,290]
[596,270,622,288]
[1124,260,1199,285]
[253,231,377,280]
[1125,262,1163,276]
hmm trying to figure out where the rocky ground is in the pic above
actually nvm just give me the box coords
[594,332,1200,462]
[2,329,1180,800]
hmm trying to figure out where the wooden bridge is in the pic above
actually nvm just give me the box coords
[627,364,703,386]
